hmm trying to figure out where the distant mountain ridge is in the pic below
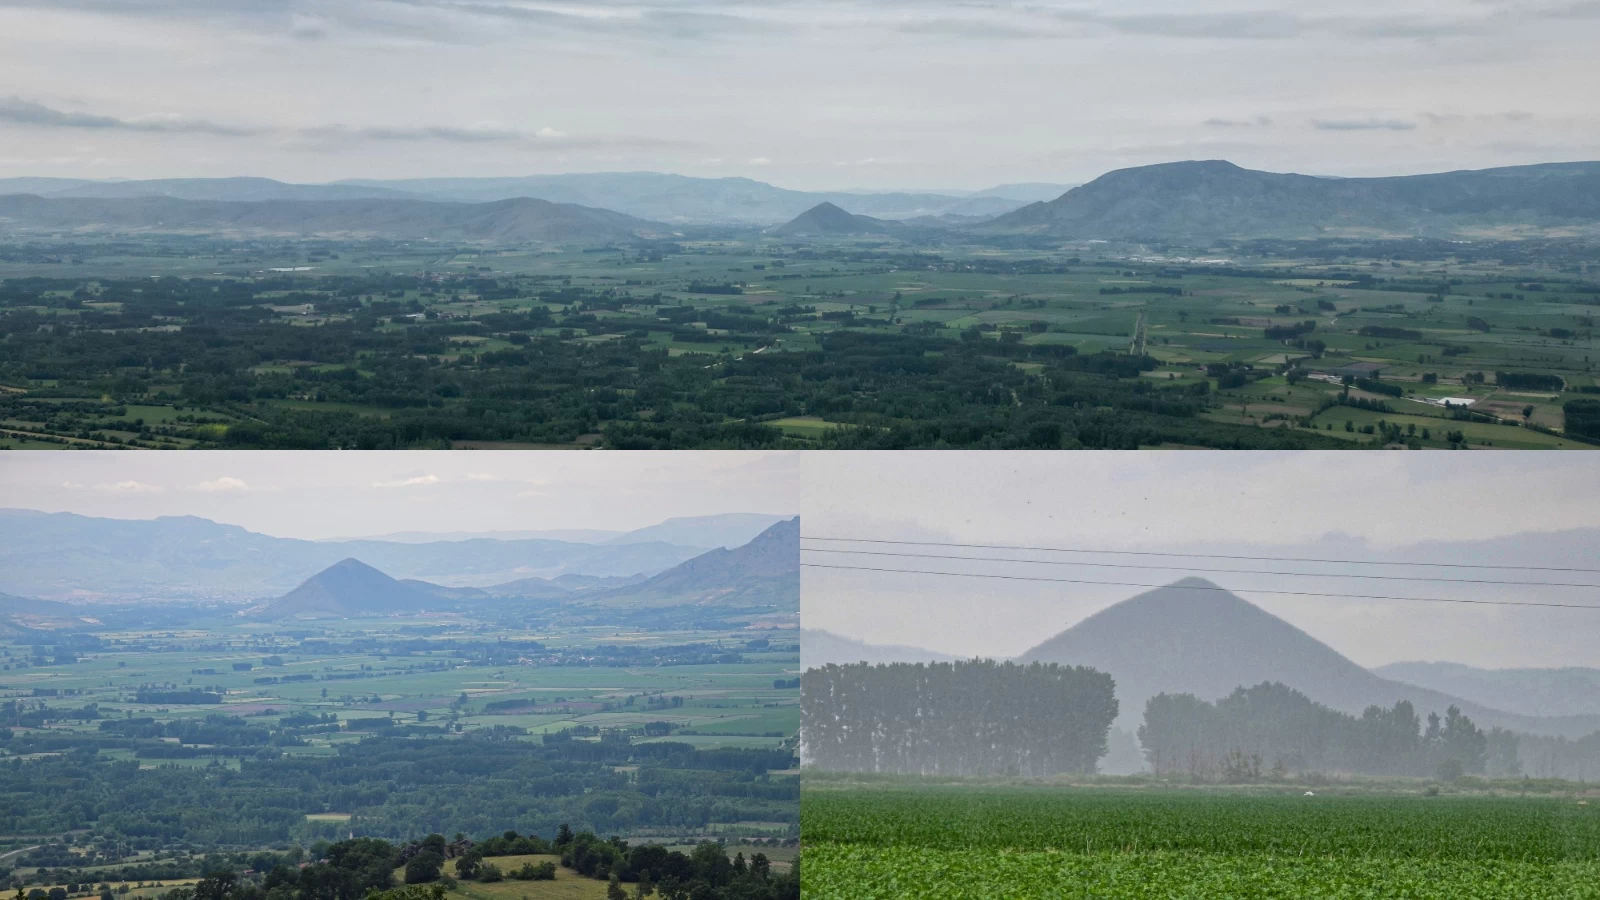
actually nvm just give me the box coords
[239,517,798,620]
[322,513,790,550]
[600,513,795,550]
[39,176,430,202]
[982,159,1600,240]
[0,172,1037,225]
[1018,578,1600,738]
[0,194,660,245]
[8,162,1599,237]
[589,517,799,609]
[0,590,99,636]
[800,629,957,669]
[0,509,711,600]
[1374,661,1600,720]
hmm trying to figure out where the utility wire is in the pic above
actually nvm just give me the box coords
[799,563,1600,611]
[801,547,1600,589]
[801,536,1600,575]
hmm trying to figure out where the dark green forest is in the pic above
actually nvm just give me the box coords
[1137,682,1516,781]
[0,271,1347,450]
[798,660,1118,776]
[0,732,797,853]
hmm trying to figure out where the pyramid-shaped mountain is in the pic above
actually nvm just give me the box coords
[593,517,798,608]
[1019,578,1600,737]
[245,558,439,619]
[775,202,895,236]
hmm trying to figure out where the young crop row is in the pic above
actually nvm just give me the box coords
[802,787,1600,861]
[801,844,1600,900]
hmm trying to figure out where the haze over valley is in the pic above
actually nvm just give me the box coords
[800,452,1600,780]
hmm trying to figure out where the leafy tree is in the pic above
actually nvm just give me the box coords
[403,853,443,885]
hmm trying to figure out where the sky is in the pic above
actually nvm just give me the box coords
[0,450,798,539]
[0,0,1597,190]
[801,452,1600,669]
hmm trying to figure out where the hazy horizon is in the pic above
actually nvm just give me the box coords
[4,158,1594,197]
[2,0,1596,189]
[0,451,799,541]
[800,453,1600,670]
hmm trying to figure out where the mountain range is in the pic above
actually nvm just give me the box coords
[241,517,798,620]
[799,628,956,669]
[1372,661,1600,720]
[584,516,799,609]
[0,194,658,245]
[323,513,792,550]
[0,172,1066,226]
[0,591,99,636]
[0,509,786,600]
[983,159,1600,240]
[6,161,1597,243]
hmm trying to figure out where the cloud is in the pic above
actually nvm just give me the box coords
[747,156,772,165]
[289,12,332,40]
[11,0,1600,47]
[1204,116,1273,128]
[1421,110,1537,125]
[191,476,252,493]
[1312,118,1418,131]
[0,97,684,153]
[0,96,257,136]
[93,480,165,494]
[285,123,684,152]
[298,123,525,143]
[371,474,441,488]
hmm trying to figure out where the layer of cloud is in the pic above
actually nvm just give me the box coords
[16,0,1600,45]
[1204,116,1273,128]
[191,476,253,492]
[371,474,441,488]
[1312,118,1419,131]
[94,480,165,494]
[1,98,679,153]
[0,96,255,136]
[0,0,1595,187]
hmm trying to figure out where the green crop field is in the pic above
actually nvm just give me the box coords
[801,783,1600,899]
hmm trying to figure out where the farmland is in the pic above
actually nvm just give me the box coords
[2,233,1596,449]
[0,615,800,894]
[801,780,1600,899]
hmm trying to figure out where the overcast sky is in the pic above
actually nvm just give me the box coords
[0,0,1596,190]
[801,452,1600,669]
[0,450,797,539]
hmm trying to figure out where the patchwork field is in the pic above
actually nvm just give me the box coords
[2,233,1594,449]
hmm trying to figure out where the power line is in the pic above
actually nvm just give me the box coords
[801,535,1600,575]
[801,547,1600,589]
[799,563,1600,611]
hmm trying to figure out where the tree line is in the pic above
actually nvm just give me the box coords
[799,660,1118,776]
[1138,682,1513,781]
